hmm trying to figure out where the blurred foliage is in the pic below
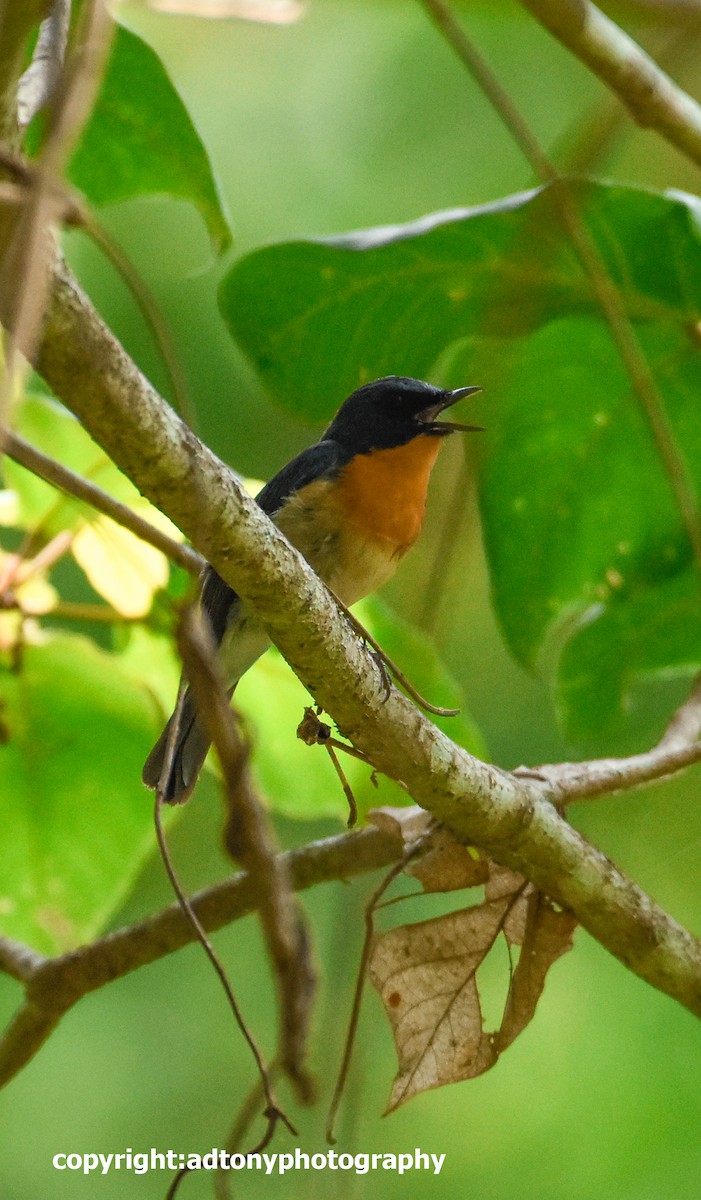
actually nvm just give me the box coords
[2,1,701,1197]
[0,637,165,954]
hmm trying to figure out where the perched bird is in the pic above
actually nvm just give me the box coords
[143,375,481,803]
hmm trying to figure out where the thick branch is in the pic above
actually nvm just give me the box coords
[11,248,700,1028]
[520,0,701,169]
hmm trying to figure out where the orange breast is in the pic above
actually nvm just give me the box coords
[336,436,443,554]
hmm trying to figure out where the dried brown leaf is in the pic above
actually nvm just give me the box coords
[368,899,510,1111]
[407,827,489,893]
[485,862,532,944]
[496,894,577,1053]
[368,804,433,843]
[369,806,487,893]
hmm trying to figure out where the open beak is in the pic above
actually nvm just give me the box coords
[417,385,484,434]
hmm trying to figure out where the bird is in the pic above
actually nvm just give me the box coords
[143,375,481,803]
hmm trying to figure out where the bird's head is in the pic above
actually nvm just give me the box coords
[323,376,482,454]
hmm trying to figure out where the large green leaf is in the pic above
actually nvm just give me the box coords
[219,181,701,738]
[0,635,166,955]
[63,24,231,253]
[470,316,701,738]
[219,181,701,420]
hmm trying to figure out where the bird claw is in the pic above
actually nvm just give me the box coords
[369,645,392,702]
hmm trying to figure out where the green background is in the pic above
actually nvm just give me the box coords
[2,1,701,1197]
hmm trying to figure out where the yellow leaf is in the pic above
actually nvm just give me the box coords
[16,573,59,615]
[0,490,19,526]
[72,517,168,617]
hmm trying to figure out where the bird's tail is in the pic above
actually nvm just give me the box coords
[142,688,212,805]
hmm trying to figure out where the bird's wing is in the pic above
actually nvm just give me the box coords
[254,439,347,514]
[199,439,347,646]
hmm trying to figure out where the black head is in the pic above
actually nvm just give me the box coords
[323,376,482,455]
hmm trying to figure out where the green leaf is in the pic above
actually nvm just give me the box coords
[556,566,701,741]
[471,317,701,739]
[0,635,165,955]
[475,317,697,664]
[218,181,701,420]
[65,24,231,253]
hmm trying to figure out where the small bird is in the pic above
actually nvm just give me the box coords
[143,375,481,803]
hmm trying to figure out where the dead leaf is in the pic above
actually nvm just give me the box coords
[495,893,577,1053]
[368,804,433,842]
[370,864,577,1109]
[485,862,532,945]
[407,827,489,893]
[368,899,509,1111]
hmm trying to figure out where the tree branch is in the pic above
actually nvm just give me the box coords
[1,427,202,573]
[0,825,403,1087]
[17,0,71,129]
[519,0,701,170]
[0,246,694,1034]
[532,672,701,802]
[0,1,54,143]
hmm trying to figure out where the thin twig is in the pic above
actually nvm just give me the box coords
[154,794,291,1146]
[179,607,314,1105]
[530,671,701,803]
[326,843,426,1144]
[418,449,472,635]
[325,742,359,828]
[1,427,201,573]
[77,209,195,424]
[215,1069,279,1200]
